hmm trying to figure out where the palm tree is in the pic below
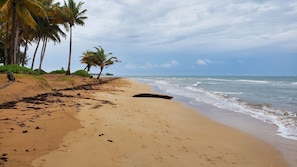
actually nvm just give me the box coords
[90,46,119,80]
[0,0,47,64]
[80,50,95,72]
[37,19,66,74]
[19,24,36,66]
[63,0,87,75]
[31,1,67,71]
[30,33,41,69]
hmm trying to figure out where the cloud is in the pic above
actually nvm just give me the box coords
[109,1,292,47]
[49,0,297,53]
[197,59,224,66]
[125,62,157,70]
[161,60,179,68]
[197,60,207,65]
[52,0,297,51]
[141,62,157,69]
[125,63,138,69]
[197,59,213,65]
[125,60,180,71]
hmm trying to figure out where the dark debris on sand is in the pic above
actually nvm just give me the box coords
[0,153,8,166]
[133,93,173,100]
[0,82,104,110]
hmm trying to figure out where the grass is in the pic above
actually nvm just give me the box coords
[15,74,51,88]
[0,65,38,74]
[56,76,75,85]
[72,70,91,77]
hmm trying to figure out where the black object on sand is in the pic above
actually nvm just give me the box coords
[133,93,173,100]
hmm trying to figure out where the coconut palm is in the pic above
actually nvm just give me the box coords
[37,18,66,74]
[0,0,47,64]
[30,0,66,70]
[19,22,39,66]
[90,46,119,80]
[63,0,87,75]
[80,51,95,72]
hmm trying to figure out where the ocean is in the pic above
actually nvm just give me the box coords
[135,76,297,140]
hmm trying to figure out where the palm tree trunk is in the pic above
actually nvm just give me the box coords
[16,40,20,64]
[31,38,41,70]
[38,38,48,74]
[84,64,91,71]
[13,16,20,64]
[66,26,72,75]
[4,23,9,65]
[10,0,17,64]
[97,67,104,80]
[22,39,29,66]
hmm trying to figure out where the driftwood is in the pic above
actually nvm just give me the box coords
[0,73,15,89]
[7,72,15,82]
[133,93,173,100]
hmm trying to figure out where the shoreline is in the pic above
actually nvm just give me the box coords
[0,76,288,166]
[32,78,286,167]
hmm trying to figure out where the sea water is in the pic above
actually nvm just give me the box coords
[135,76,297,141]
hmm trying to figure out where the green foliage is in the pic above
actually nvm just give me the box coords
[34,69,48,74]
[81,46,119,80]
[72,70,91,77]
[49,69,66,74]
[0,65,38,74]
[56,77,74,83]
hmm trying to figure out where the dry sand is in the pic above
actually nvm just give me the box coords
[0,75,288,167]
[0,74,96,166]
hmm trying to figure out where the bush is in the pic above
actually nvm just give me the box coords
[72,70,91,77]
[49,69,66,74]
[34,69,48,74]
[0,65,38,74]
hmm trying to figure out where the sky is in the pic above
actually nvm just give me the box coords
[27,0,297,76]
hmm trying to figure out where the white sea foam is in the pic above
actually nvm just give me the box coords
[155,80,170,85]
[206,78,232,82]
[193,82,201,86]
[213,91,244,95]
[190,87,297,140]
[237,79,269,84]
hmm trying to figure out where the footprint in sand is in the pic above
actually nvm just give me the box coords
[141,144,148,149]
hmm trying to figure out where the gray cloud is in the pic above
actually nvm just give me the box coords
[67,0,296,52]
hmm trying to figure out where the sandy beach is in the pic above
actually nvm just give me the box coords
[0,75,287,167]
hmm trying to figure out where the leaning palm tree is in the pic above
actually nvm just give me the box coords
[80,50,95,72]
[91,46,119,80]
[63,0,87,75]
